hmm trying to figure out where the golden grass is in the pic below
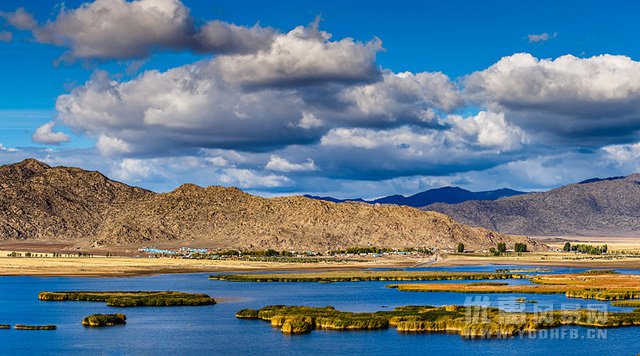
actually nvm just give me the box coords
[388,271,640,301]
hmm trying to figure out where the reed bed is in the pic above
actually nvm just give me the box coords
[237,304,640,337]
[38,291,216,307]
[211,271,526,283]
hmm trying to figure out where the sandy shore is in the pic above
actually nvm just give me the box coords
[430,252,640,268]
[0,256,418,277]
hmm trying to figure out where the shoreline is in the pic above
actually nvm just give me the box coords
[3,253,640,277]
[0,256,419,278]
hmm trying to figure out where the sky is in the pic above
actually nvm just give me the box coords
[1,0,640,198]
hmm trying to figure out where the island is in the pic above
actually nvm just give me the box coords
[14,324,57,330]
[210,271,526,283]
[82,314,127,327]
[237,304,640,337]
[38,291,216,307]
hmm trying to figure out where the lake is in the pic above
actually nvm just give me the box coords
[1,265,639,355]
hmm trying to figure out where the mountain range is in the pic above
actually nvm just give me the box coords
[425,175,640,236]
[305,186,525,207]
[0,159,538,252]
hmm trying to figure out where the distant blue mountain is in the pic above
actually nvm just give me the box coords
[305,186,526,208]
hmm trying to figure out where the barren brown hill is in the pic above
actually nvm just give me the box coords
[0,159,540,251]
[425,174,640,236]
[0,159,152,241]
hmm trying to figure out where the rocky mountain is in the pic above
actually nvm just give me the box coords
[0,159,539,251]
[306,187,525,208]
[425,174,640,236]
[0,159,152,241]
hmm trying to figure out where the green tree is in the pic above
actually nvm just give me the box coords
[514,243,527,253]
[563,242,571,252]
[497,243,507,253]
[457,243,465,253]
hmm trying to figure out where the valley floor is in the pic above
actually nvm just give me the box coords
[2,236,640,276]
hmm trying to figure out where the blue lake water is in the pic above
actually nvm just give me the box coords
[1,265,639,355]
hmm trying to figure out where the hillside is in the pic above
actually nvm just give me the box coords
[306,187,525,207]
[0,159,539,252]
[425,175,640,236]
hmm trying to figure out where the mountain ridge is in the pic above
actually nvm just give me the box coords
[425,173,640,236]
[0,159,539,252]
[305,186,526,207]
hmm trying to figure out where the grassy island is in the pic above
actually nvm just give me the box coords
[82,313,126,327]
[14,324,56,330]
[237,305,640,337]
[388,271,640,301]
[210,271,526,283]
[611,300,640,308]
[38,291,216,307]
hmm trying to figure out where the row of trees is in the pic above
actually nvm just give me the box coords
[457,242,527,254]
[563,242,608,255]
[7,252,96,258]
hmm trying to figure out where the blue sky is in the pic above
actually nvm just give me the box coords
[1,0,640,197]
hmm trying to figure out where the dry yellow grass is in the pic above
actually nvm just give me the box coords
[389,271,640,300]
[0,255,415,277]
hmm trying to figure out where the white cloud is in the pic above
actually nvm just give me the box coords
[32,121,70,144]
[32,0,194,60]
[266,155,317,172]
[219,168,293,189]
[2,0,276,60]
[296,112,323,129]
[214,19,382,87]
[96,135,130,155]
[111,158,155,181]
[527,32,556,43]
[449,111,529,151]
[340,71,461,124]
[466,53,640,145]
[195,20,276,54]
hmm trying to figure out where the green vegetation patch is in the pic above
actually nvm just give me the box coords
[211,271,525,283]
[610,300,640,307]
[82,313,126,327]
[237,305,640,338]
[38,291,216,307]
[14,324,56,330]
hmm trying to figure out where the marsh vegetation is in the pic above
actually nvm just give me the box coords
[38,291,216,306]
[237,304,640,337]
[14,324,56,330]
[82,313,126,327]
[210,271,525,283]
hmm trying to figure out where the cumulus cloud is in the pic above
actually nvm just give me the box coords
[1,0,276,60]
[32,122,70,144]
[266,155,317,172]
[214,20,382,87]
[55,24,455,155]
[339,71,461,125]
[0,31,12,42]
[194,20,276,54]
[111,158,155,181]
[527,32,556,43]
[465,53,640,145]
